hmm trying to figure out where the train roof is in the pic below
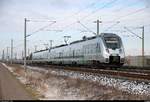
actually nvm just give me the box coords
[70,33,118,45]
[33,49,48,53]
[33,33,119,53]
[54,44,68,48]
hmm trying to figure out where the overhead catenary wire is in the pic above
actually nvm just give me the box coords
[55,0,102,22]
[113,6,149,21]
[112,0,142,12]
[61,0,142,35]
[13,39,49,55]
[103,0,149,23]
[77,21,96,35]
[60,0,118,31]
[103,21,120,32]
[61,21,78,30]
[124,26,142,39]
[80,0,118,21]
[64,0,144,28]
[44,0,102,32]
[26,21,56,37]
[12,20,57,54]
[27,20,57,22]
[103,6,149,32]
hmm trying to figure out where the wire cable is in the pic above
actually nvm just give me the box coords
[103,21,120,32]
[104,6,149,32]
[77,21,96,35]
[114,6,149,21]
[80,0,118,21]
[124,26,142,39]
[60,0,118,32]
[55,0,101,22]
[26,21,56,37]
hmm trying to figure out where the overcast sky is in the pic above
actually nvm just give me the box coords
[0,0,150,59]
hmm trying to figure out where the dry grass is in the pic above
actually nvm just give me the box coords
[45,73,150,100]
[5,64,150,100]
[6,64,48,99]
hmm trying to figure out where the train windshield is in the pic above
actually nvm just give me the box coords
[104,37,121,49]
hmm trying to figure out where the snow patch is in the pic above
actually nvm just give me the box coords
[2,63,14,72]
[3,64,150,99]
[45,68,150,96]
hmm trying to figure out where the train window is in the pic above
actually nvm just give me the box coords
[59,52,61,58]
[94,44,96,53]
[78,50,80,56]
[85,48,87,54]
[91,49,93,54]
[84,45,87,54]
[73,50,75,57]
[104,37,121,49]
[88,45,90,54]
[90,46,92,53]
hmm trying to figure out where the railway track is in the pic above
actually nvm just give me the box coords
[28,64,150,82]
[2,60,150,82]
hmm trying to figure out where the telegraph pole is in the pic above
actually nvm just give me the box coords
[124,26,145,67]
[11,39,13,64]
[24,18,27,70]
[23,18,56,69]
[2,49,5,61]
[34,45,37,52]
[142,26,144,67]
[97,20,100,36]
[64,36,71,44]
[94,19,102,36]
[49,40,53,49]
[6,47,9,62]
[22,51,24,59]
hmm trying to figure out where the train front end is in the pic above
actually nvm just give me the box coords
[102,33,125,66]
